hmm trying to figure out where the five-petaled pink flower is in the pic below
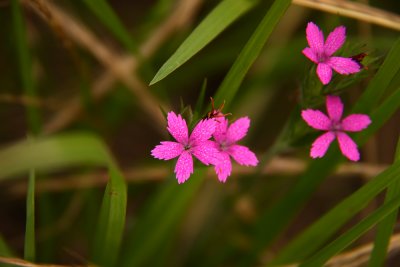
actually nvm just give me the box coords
[303,22,361,85]
[301,95,371,161]
[212,117,258,182]
[151,111,221,183]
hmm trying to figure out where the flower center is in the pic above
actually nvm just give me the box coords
[184,141,193,152]
[317,51,329,63]
[330,120,342,132]
[218,141,230,152]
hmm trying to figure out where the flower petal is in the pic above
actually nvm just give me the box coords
[324,25,346,56]
[190,119,216,143]
[337,132,360,161]
[326,95,343,122]
[306,22,324,52]
[192,140,221,166]
[328,57,361,75]
[302,47,319,64]
[301,109,331,130]
[310,131,336,158]
[167,112,188,144]
[341,114,371,132]
[227,117,250,143]
[229,145,258,166]
[317,63,332,85]
[151,141,183,160]
[175,151,193,184]
[214,152,232,183]
[213,117,228,143]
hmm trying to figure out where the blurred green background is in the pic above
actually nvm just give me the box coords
[0,0,400,266]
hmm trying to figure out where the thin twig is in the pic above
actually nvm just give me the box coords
[139,0,203,58]
[0,256,96,267]
[31,0,203,134]
[293,0,400,31]
[281,233,400,267]
[23,0,167,132]
[0,93,57,109]
[7,157,387,196]
[325,232,400,267]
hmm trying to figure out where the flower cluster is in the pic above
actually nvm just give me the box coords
[151,21,372,184]
[151,112,258,183]
[301,22,371,161]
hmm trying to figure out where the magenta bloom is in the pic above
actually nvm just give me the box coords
[301,95,371,161]
[303,22,361,85]
[151,112,221,183]
[212,117,258,182]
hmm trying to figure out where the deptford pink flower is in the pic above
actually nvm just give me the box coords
[212,117,258,182]
[301,95,371,161]
[151,112,221,184]
[303,22,361,85]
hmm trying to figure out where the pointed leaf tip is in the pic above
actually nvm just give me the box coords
[149,0,256,86]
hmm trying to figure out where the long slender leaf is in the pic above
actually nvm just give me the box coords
[249,37,400,265]
[299,194,400,267]
[120,170,205,267]
[0,235,13,267]
[82,0,137,52]
[0,134,110,180]
[24,170,35,261]
[150,0,258,85]
[367,138,400,267]
[213,0,292,107]
[0,133,127,266]
[11,0,40,135]
[353,38,400,113]
[92,165,127,266]
[0,235,12,257]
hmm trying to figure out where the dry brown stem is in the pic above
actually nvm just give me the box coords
[7,156,387,196]
[293,0,400,31]
[325,232,400,267]
[0,93,57,109]
[0,256,96,267]
[23,0,167,133]
[26,0,203,134]
[139,0,203,58]
[281,233,400,267]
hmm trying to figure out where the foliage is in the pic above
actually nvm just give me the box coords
[0,0,399,266]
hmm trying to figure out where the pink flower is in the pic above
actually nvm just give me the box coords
[212,117,258,182]
[303,22,361,85]
[301,95,371,161]
[151,112,221,183]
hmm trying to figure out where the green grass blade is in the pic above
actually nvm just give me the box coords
[81,0,137,52]
[11,0,41,135]
[0,133,110,180]
[299,194,400,267]
[367,138,400,267]
[0,235,14,267]
[0,235,13,257]
[249,38,400,265]
[24,170,35,261]
[213,0,292,107]
[271,86,400,265]
[120,170,205,267]
[353,38,400,113]
[92,165,127,267]
[195,79,207,115]
[0,133,127,266]
[275,161,400,265]
[150,0,257,85]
